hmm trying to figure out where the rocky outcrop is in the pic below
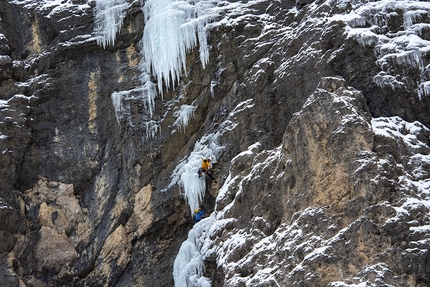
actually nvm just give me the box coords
[0,0,429,286]
[210,76,430,286]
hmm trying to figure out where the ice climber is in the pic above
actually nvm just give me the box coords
[198,157,217,183]
[194,208,205,222]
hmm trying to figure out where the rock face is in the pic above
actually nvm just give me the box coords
[210,76,430,286]
[0,0,429,287]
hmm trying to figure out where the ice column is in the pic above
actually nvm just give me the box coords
[173,216,214,287]
[164,144,219,216]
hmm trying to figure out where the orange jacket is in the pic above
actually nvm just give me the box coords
[201,158,211,170]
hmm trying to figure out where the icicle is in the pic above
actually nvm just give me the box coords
[110,86,158,127]
[395,50,423,69]
[94,0,128,49]
[404,10,424,29]
[346,15,367,28]
[197,11,210,69]
[144,120,161,139]
[138,64,157,118]
[210,80,216,97]
[417,81,430,100]
[108,0,215,143]
[372,72,405,91]
[180,154,207,216]
[111,91,125,123]
[142,0,212,94]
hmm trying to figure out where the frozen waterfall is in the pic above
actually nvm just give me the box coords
[173,215,215,287]
[94,2,218,286]
[95,0,213,140]
[94,0,219,208]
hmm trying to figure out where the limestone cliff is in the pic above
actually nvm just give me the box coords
[0,0,429,287]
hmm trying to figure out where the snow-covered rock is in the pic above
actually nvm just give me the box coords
[179,76,430,286]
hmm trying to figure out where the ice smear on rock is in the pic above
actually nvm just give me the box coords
[174,104,197,132]
[164,98,248,216]
[170,139,220,216]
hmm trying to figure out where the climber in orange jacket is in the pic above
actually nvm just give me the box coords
[198,157,217,183]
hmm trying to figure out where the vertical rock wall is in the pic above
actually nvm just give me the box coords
[0,0,429,286]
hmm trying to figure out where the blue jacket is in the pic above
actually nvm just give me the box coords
[195,210,205,222]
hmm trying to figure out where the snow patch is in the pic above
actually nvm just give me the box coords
[346,27,379,47]
[0,198,12,210]
[372,116,430,152]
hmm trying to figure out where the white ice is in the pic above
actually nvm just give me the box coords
[418,81,430,100]
[94,0,128,49]
[142,0,212,95]
[173,215,215,287]
[171,132,222,216]
[100,0,215,137]
[173,104,197,132]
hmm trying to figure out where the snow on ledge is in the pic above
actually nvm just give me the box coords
[372,116,429,152]
[340,0,430,100]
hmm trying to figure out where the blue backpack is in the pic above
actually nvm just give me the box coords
[195,209,205,222]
